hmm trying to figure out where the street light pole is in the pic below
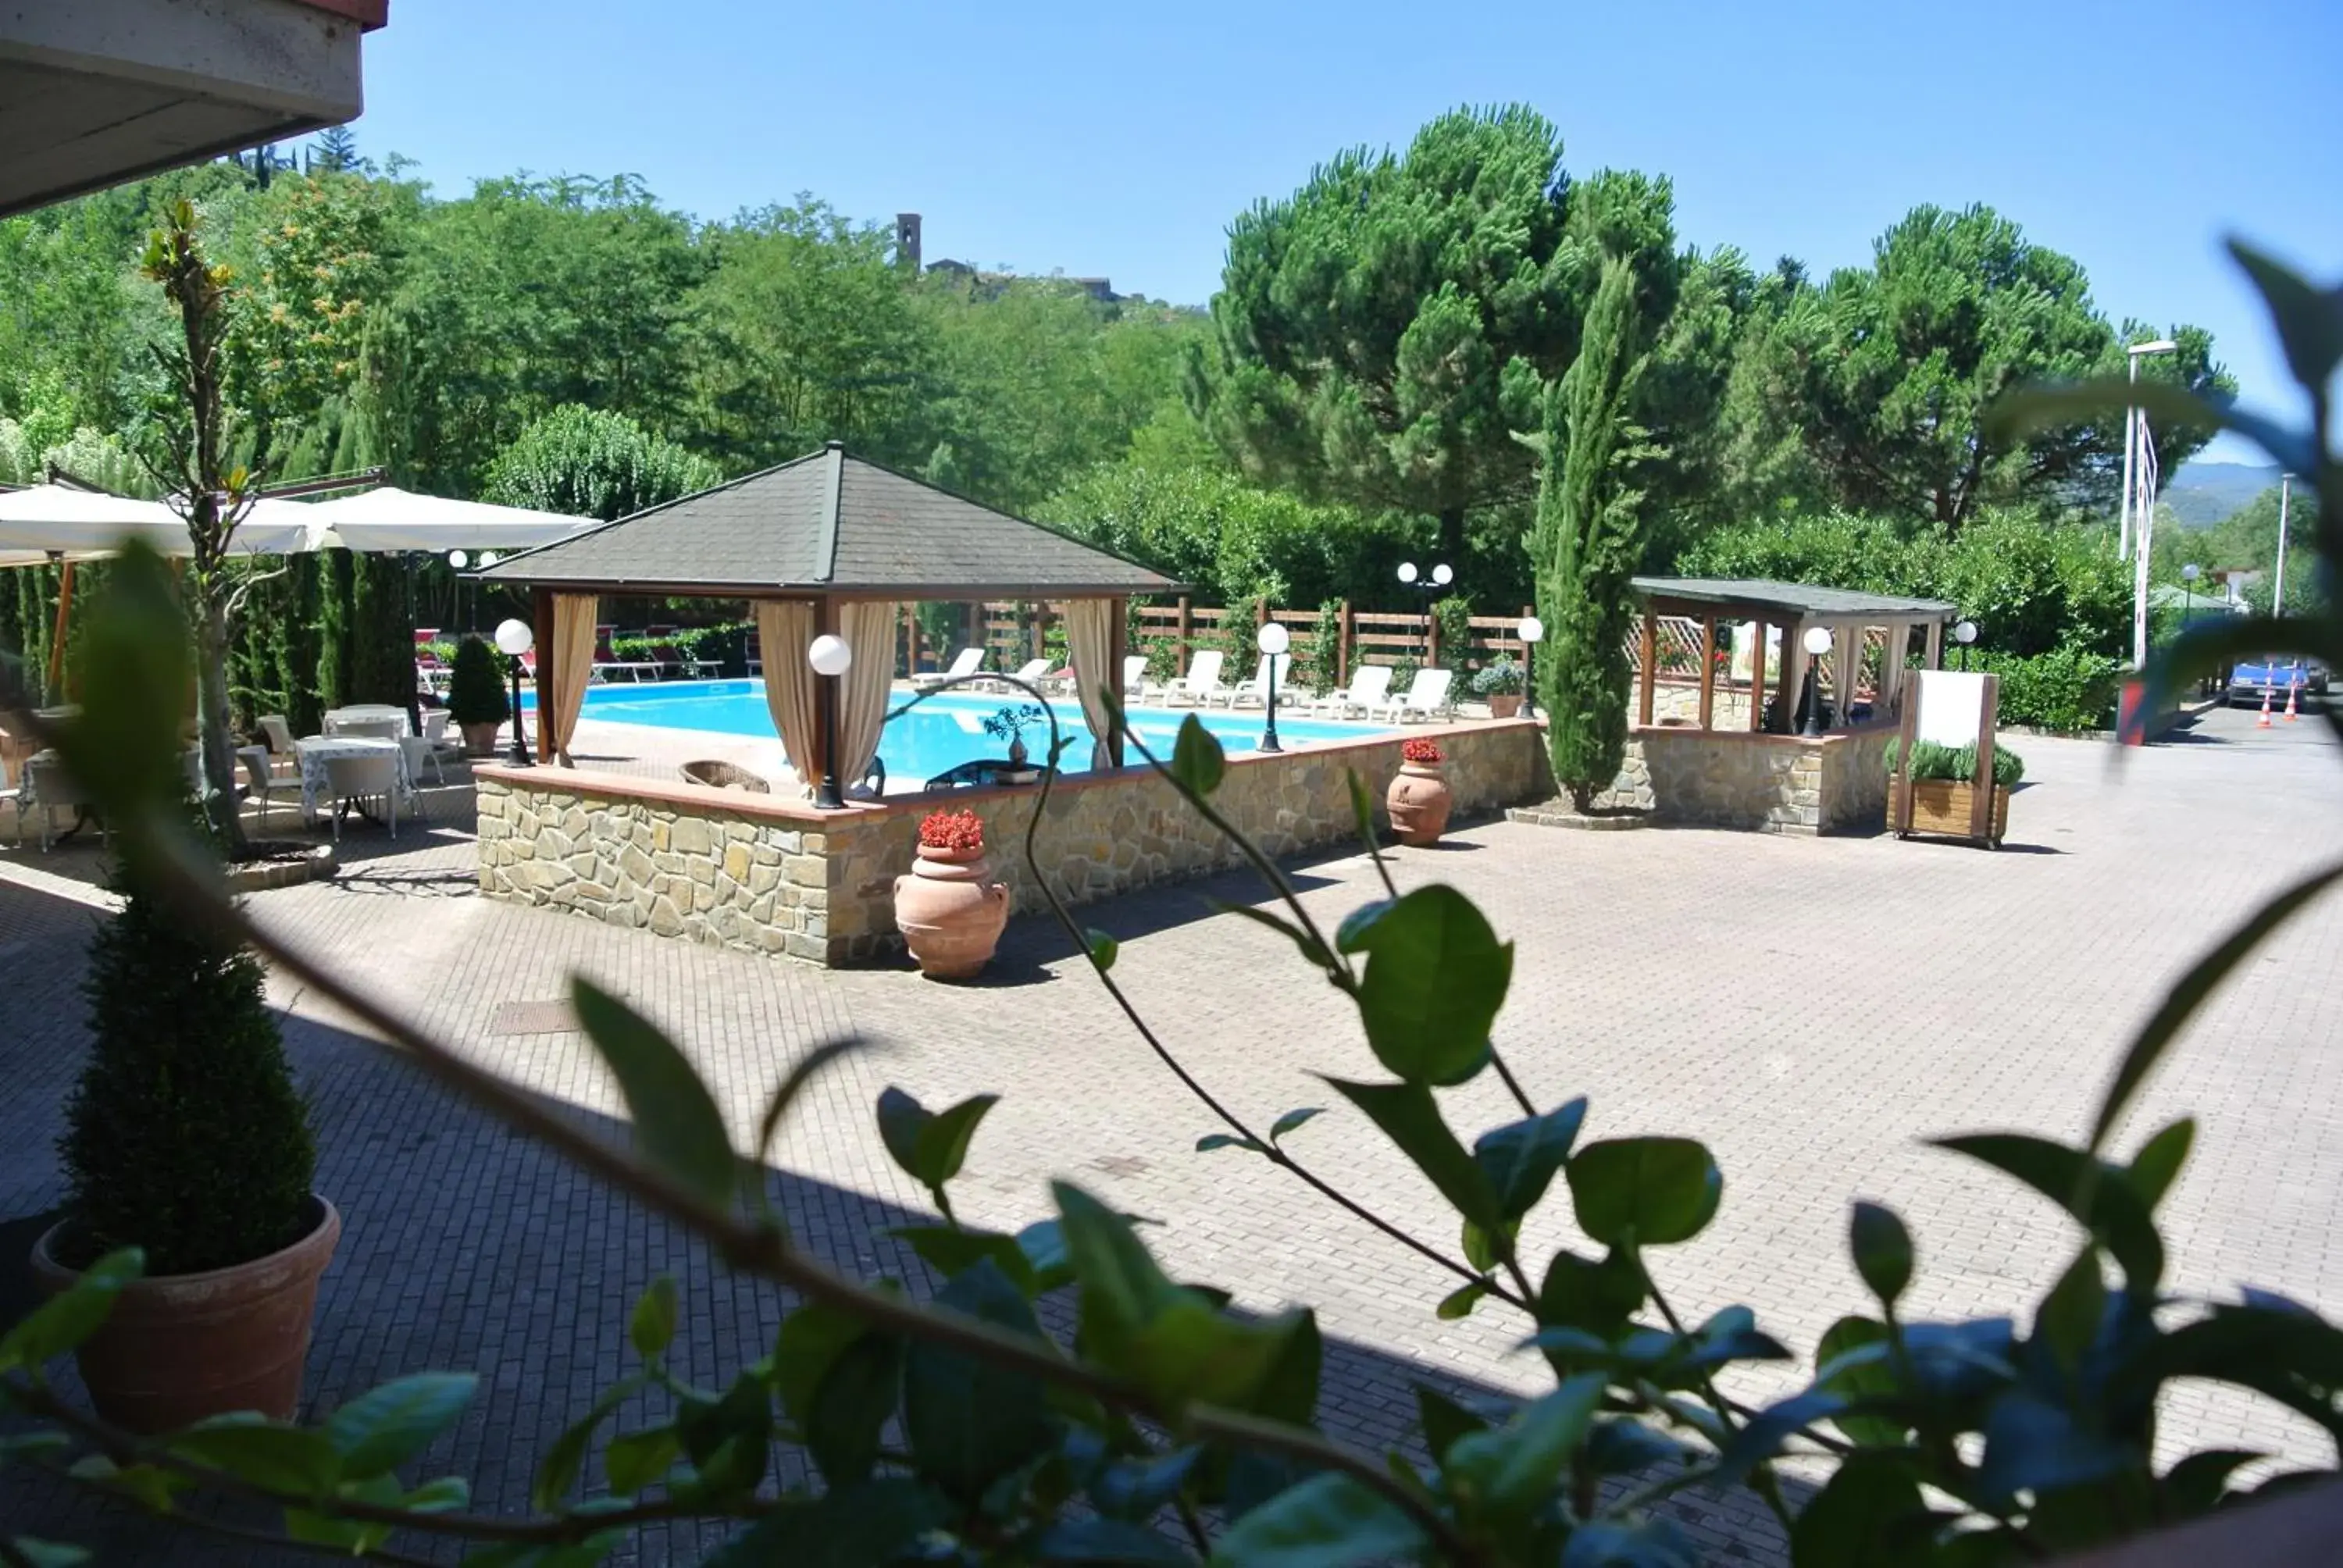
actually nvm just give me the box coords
[808,634,851,809]
[494,618,534,767]
[2274,472,2292,615]
[2125,339,2177,669]
[1257,622,1289,754]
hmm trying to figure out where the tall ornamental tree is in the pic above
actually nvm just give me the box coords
[1740,204,2231,532]
[1199,105,1585,564]
[1532,175,1679,810]
[138,200,261,847]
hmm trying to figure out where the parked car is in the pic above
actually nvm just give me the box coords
[2226,657,2330,705]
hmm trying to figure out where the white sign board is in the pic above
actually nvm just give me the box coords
[1910,669,1995,750]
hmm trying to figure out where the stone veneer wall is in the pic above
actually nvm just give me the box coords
[477,718,1546,967]
[1587,725,1893,835]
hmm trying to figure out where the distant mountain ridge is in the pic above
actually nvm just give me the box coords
[2163,460,2282,528]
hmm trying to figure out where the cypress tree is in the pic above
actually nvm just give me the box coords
[1535,251,1660,811]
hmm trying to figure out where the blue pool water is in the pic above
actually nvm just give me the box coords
[532,680,1386,783]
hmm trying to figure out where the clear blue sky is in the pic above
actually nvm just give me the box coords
[355,0,2339,463]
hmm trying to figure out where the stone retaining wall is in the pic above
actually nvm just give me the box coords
[477,718,1548,967]
[1589,725,1893,835]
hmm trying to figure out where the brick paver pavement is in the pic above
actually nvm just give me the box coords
[4,702,2340,1562]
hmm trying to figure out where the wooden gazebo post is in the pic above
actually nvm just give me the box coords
[1747,618,1767,732]
[1636,609,1657,727]
[1106,595,1129,768]
[531,586,555,763]
[1696,615,1717,729]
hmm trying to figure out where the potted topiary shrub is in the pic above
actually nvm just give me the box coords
[1888,736,2023,847]
[1472,656,1527,718]
[31,855,337,1432]
[448,635,509,757]
[892,808,1009,979]
[1385,735,1453,846]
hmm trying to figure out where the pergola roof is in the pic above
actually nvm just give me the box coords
[1632,576,1956,622]
[477,442,1180,599]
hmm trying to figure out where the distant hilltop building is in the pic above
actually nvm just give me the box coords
[896,212,1121,303]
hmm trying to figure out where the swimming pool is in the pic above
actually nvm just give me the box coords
[536,680,1386,783]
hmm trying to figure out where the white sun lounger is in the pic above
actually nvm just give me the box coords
[1220,652,1293,708]
[1313,662,1393,718]
[911,646,986,692]
[1368,667,1454,723]
[1162,649,1226,707]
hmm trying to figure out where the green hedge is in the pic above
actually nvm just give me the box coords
[1970,645,2125,731]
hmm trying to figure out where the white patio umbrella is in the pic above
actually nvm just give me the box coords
[0,483,316,558]
[300,486,592,553]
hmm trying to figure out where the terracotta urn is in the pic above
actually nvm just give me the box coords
[1487,694,1523,719]
[1386,762,1453,846]
[894,843,1010,980]
[461,721,501,757]
[31,1197,341,1433]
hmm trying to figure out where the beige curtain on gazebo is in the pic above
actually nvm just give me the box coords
[836,599,898,793]
[1065,597,1117,769]
[547,593,597,765]
[754,599,818,795]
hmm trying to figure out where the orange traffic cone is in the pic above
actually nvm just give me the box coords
[2258,686,2274,728]
[2284,680,2300,722]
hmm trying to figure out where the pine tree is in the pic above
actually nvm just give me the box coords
[59,864,316,1274]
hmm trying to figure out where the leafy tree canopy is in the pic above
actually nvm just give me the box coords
[482,404,722,522]
[1725,204,2233,531]
[1199,105,1590,563]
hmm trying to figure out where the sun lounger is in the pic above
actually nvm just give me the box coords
[1161,650,1226,707]
[1368,667,1455,724]
[1313,663,1393,719]
[912,646,986,692]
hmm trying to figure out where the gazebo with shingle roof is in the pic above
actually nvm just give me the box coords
[478,441,1178,796]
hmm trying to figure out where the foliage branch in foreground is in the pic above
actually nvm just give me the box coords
[5,244,2343,1567]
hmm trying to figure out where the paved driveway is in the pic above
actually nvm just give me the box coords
[3,703,2339,1561]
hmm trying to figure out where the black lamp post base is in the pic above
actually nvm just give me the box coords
[507,660,533,765]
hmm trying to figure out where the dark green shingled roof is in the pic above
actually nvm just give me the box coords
[1632,576,1957,620]
[478,443,1179,597]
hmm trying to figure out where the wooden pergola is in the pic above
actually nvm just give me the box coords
[477,442,1178,789]
[1629,577,1959,733]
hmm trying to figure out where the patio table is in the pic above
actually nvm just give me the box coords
[294,736,417,824]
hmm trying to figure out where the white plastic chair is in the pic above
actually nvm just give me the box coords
[911,646,986,692]
[1370,668,1455,724]
[1120,654,1150,703]
[25,756,104,853]
[400,735,444,788]
[1162,650,1226,707]
[1314,663,1393,719]
[323,752,399,842]
[256,715,300,776]
[1007,657,1053,693]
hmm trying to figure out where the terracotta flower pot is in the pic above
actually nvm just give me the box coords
[461,721,501,757]
[893,843,1009,980]
[31,1196,341,1434]
[1386,762,1453,846]
[1487,694,1523,718]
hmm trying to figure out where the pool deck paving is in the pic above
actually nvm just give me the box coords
[2,701,2341,1562]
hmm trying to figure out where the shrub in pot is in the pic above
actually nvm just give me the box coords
[448,635,510,756]
[1385,735,1453,846]
[1471,655,1527,718]
[893,808,1008,979]
[34,853,337,1432]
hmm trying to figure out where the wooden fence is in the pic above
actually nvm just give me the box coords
[887,601,1913,702]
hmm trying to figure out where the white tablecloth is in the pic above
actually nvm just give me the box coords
[294,736,417,821]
